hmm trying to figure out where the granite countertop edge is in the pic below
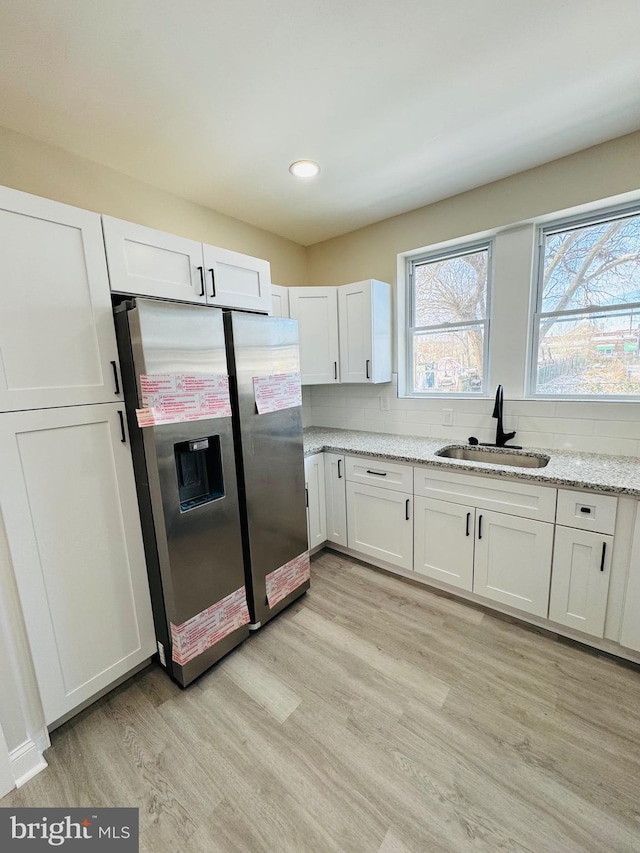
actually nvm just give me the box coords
[302,427,640,497]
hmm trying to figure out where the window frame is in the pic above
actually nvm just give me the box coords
[530,203,640,401]
[406,239,493,398]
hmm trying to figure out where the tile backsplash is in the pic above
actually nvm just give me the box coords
[304,376,640,456]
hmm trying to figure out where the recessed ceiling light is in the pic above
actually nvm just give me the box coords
[289,160,320,178]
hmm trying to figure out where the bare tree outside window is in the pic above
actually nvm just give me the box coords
[534,212,640,396]
[409,246,490,394]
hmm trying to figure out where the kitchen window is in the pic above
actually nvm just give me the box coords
[532,207,640,398]
[407,242,491,395]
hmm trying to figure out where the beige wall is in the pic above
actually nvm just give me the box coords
[0,125,307,287]
[306,130,640,286]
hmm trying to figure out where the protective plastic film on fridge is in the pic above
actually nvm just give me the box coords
[114,298,309,687]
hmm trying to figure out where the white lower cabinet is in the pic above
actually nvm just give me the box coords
[346,481,413,570]
[324,454,347,546]
[0,403,156,725]
[473,511,554,618]
[304,453,327,549]
[549,526,612,637]
[414,497,474,591]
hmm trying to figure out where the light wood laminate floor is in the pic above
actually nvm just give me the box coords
[4,551,640,852]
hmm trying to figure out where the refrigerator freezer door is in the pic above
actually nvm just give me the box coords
[225,312,309,625]
[115,298,249,686]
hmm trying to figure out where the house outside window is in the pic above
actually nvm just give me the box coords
[407,243,491,395]
[532,208,640,398]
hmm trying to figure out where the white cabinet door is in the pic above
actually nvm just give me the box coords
[473,511,554,617]
[0,403,156,725]
[346,482,413,570]
[102,216,206,303]
[289,287,340,385]
[414,497,475,591]
[324,453,347,546]
[0,187,121,411]
[270,284,290,318]
[549,526,612,638]
[304,453,326,550]
[338,279,391,384]
[203,243,271,313]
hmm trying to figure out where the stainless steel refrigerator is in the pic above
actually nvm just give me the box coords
[114,298,308,687]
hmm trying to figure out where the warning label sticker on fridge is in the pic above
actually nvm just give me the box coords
[170,586,250,666]
[252,372,302,415]
[265,551,310,609]
[135,373,232,427]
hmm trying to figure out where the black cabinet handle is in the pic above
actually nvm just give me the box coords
[208,268,216,298]
[110,360,120,395]
[580,506,592,514]
[366,359,370,379]
[305,487,309,508]
[466,512,471,536]
[197,266,205,297]
[478,514,483,540]
[600,542,607,572]
[405,499,410,521]
[118,410,126,443]
[337,459,342,479]
[366,469,387,476]
[334,361,338,380]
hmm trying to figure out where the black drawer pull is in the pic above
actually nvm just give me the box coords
[478,514,483,540]
[466,512,471,536]
[337,459,342,479]
[366,470,387,476]
[580,506,592,514]
[110,360,120,395]
[405,499,410,521]
[600,542,606,572]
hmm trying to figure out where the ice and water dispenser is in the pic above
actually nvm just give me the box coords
[174,435,225,512]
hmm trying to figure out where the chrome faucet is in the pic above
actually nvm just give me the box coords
[488,384,520,448]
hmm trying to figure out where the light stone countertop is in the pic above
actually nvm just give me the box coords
[303,426,640,497]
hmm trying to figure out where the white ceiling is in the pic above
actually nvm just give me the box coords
[0,0,639,245]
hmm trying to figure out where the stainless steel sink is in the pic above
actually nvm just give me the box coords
[436,446,550,468]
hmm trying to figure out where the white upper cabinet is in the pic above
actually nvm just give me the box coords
[0,187,121,412]
[0,403,156,725]
[289,281,392,385]
[102,216,206,303]
[289,287,340,384]
[103,216,272,312]
[270,284,290,318]
[202,243,271,313]
[338,279,391,384]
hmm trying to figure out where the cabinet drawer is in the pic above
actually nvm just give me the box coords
[345,456,413,494]
[556,489,617,535]
[413,466,556,522]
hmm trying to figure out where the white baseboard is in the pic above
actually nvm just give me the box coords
[10,738,47,788]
